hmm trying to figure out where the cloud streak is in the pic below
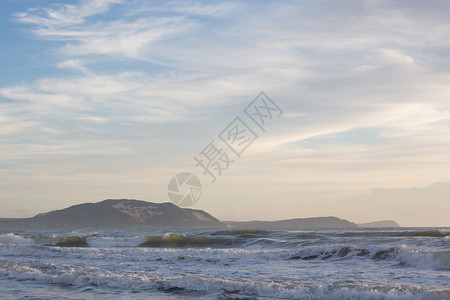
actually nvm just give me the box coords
[14,0,123,27]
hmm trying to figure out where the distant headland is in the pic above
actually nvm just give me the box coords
[0,199,399,229]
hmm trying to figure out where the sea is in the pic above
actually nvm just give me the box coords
[0,227,449,299]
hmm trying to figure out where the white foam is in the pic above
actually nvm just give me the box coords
[398,245,450,270]
[0,262,444,300]
[1,228,449,299]
[0,233,34,245]
[290,244,450,270]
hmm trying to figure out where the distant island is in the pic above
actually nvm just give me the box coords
[225,217,357,229]
[357,220,400,228]
[0,199,224,229]
[0,199,398,229]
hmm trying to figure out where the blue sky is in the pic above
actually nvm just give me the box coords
[1,0,449,226]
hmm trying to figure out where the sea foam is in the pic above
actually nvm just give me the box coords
[0,233,34,245]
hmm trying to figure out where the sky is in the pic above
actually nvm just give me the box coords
[0,0,449,227]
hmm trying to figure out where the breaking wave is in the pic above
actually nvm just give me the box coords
[87,236,146,248]
[212,229,269,236]
[1,260,448,300]
[0,233,34,245]
[289,244,450,270]
[140,233,240,248]
[1,227,449,299]
[336,229,450,238]
[55,236,88,247]
[400,230,449,237]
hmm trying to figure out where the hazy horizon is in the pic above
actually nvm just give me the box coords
[2,181,450,227]
[1,0,449,227]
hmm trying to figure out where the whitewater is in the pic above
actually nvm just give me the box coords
[0,228,449,299]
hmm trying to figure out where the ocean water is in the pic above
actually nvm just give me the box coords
[0,228,449,299]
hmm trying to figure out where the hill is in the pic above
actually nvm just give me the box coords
[357,220,400,228]
[0,200,392,229]
[224,216,357,229]
[0,199,224,229]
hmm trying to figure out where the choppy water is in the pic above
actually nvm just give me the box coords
[0,227,449,299]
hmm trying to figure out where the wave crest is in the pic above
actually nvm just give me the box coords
[55,236,88,247]
[140,233,238,248]
[402,230,449,237]
[289,245,450,270]
[212,229,269,236]
[0,233,34,245]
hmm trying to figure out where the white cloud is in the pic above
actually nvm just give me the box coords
[57,59,89,73]
[0,114,40,136]
[14,1,201,60]
[14,0,123,27]
[155,1,238,17]
[375,48,414,65]
[60,17,198,59]
[76,116,107,124]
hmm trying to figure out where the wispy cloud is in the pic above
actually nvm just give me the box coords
[1,0,449,224]
[14,0,123,27]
